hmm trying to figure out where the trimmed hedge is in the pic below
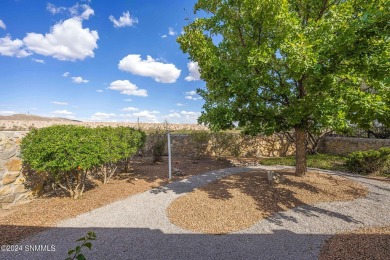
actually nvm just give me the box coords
[345,147,390,175]
[21,125,145,198]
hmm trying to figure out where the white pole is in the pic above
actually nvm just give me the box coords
[168,132,172,179]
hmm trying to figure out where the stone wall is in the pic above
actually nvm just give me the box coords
[168,134,295,158]
[318,136,390,155]
[0,131,31,209]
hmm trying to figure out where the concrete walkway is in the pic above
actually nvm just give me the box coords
[1,166,390,260]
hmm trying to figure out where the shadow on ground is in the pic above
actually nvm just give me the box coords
[2,225,388,260]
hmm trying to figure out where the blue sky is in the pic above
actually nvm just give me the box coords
[0,0,204,123]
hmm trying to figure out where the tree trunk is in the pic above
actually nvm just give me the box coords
[295,127,307,176]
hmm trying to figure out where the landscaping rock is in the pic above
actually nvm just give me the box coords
[0,186,12,196]
[1,146,18,160]
[5,158,22,172]
[173,167,185,176]
[0,193,15,204]
[2,172,20,185]
[13,184,27,194]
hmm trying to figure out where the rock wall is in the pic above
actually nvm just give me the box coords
[318,136,390,155]
[0,131,31,209]
[169,134,295,158]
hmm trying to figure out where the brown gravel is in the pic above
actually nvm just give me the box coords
[0,156,233,245]
[167,170,368,234]
[319,226,390,260]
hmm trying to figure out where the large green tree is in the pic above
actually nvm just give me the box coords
[178,0,389,175]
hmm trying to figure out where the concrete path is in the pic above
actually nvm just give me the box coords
[1,166,390,260]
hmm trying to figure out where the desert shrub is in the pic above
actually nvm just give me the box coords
[209,132,239,158]
[189,131,211,159]
[21,125,99,199]
[143,129,167,162]
[21,125,146,198]
[345,147,390,175]
[93,127,145,183]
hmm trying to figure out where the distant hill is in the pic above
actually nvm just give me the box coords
[0,114,81,122]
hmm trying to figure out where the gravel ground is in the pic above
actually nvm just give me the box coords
[168,170,368,234]
[1,166,389,260]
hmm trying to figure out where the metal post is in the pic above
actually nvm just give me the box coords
[168,132,172,179]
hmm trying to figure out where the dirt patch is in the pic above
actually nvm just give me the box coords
[0,156,233,245]
[319,226,390,260]
[167,170,368,234]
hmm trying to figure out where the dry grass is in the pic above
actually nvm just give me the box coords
[168,170,368,234]
[320,226,390,260]
[0,156,233,245]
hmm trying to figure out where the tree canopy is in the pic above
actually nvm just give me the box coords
[178,0,389,175]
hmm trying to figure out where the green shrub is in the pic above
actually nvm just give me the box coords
[209,132,239,158]
[93,127,145,183]
[21,125,146,198]
[345,147,390,175]
[21,126,99,199]
[143,129,167,162]
[189,131,211,159]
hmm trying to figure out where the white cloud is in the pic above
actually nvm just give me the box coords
[47,3,94,20]
[90,112,117,121]
[108,80,148,96]
[46,3,66,15]
[118,54,181,83]
[32,58,45,63]
[161,35,167,39]
[51,101,68,105]
[184,90,202,100]
[0,20,6,30]
[168,27,177,36]
[185,61,201,81]
[181,111,200,116]
[176,103,185,107]
[96,89,103,93]
[133,110,159,118]
[69,3,94,20]
[23,17,99,61]
[122,107,139,112]
[109,11,138,28]
[168,112,181,118]
[0,110,16,115]
[180,111,201,123]
[0,35,31,58]
[51,109,74,115]
[72,76,89,84]
[185,91,197,96]
[63,72,70,77]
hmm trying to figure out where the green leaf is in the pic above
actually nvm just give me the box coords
[84,242,92,250]
[76,254,86,260]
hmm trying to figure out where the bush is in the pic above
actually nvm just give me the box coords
[209,132,239,158]
[189,131,211,159]
[21,125,146,198]
[93,127,146,183]
[143,129,167,162]
[345,147,390,175]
